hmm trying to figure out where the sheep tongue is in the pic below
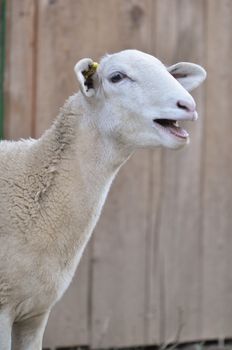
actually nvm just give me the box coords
[168,124,189,139]
[155,119,189,139]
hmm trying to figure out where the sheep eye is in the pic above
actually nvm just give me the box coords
[110,72,126,83]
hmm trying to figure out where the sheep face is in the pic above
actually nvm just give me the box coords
[75,50,206,150]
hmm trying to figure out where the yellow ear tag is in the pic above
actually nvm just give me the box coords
[83,62,99,79]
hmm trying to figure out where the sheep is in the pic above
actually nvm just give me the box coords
[0,49,206,350]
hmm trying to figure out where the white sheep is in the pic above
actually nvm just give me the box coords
[0,49,206,350]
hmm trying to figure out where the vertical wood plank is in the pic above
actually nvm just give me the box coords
[90,0,156,347]
[4,0,35,139]
[0,0,6,138]
[35,0,106,137]
[202,0,232,339]
[91,152,151,348]
[149,0,206,344]
[144,0,179,344]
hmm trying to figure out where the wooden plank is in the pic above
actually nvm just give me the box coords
[4,0,36,139]
[148,0,206,344]
[91,150,151,348]
[90,0,156,348]
[0,0,6,138]
[35,0,115,137]
[144,0,179,345]
[35,0,95,347]
[202,0,232,340]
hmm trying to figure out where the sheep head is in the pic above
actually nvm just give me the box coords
[74,50,206,150]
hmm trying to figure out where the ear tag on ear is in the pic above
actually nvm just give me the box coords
[82,62,99,79]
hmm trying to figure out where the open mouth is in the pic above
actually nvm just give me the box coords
[153,119,189,139]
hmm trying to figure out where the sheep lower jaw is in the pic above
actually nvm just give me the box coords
[153,119,189,140]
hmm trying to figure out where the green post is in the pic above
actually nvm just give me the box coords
[0,0,6,139]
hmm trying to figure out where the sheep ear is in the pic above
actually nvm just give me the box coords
[168,62,207,91]
[74,58,99,97]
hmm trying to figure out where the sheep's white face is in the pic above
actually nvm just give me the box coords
[75,50,206,149]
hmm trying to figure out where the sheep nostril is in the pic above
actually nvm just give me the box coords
[177,101,189,111]
[177,100,196,112]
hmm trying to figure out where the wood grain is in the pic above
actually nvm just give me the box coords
[4,0,36,139]
[148,0,206,344]
[202,0,232,340]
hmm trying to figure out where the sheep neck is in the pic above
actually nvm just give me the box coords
[33,93,132,270]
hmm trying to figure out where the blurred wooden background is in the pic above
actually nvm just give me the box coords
[3,0,232,349]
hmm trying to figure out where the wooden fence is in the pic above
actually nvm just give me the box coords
[3,0,232,349]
